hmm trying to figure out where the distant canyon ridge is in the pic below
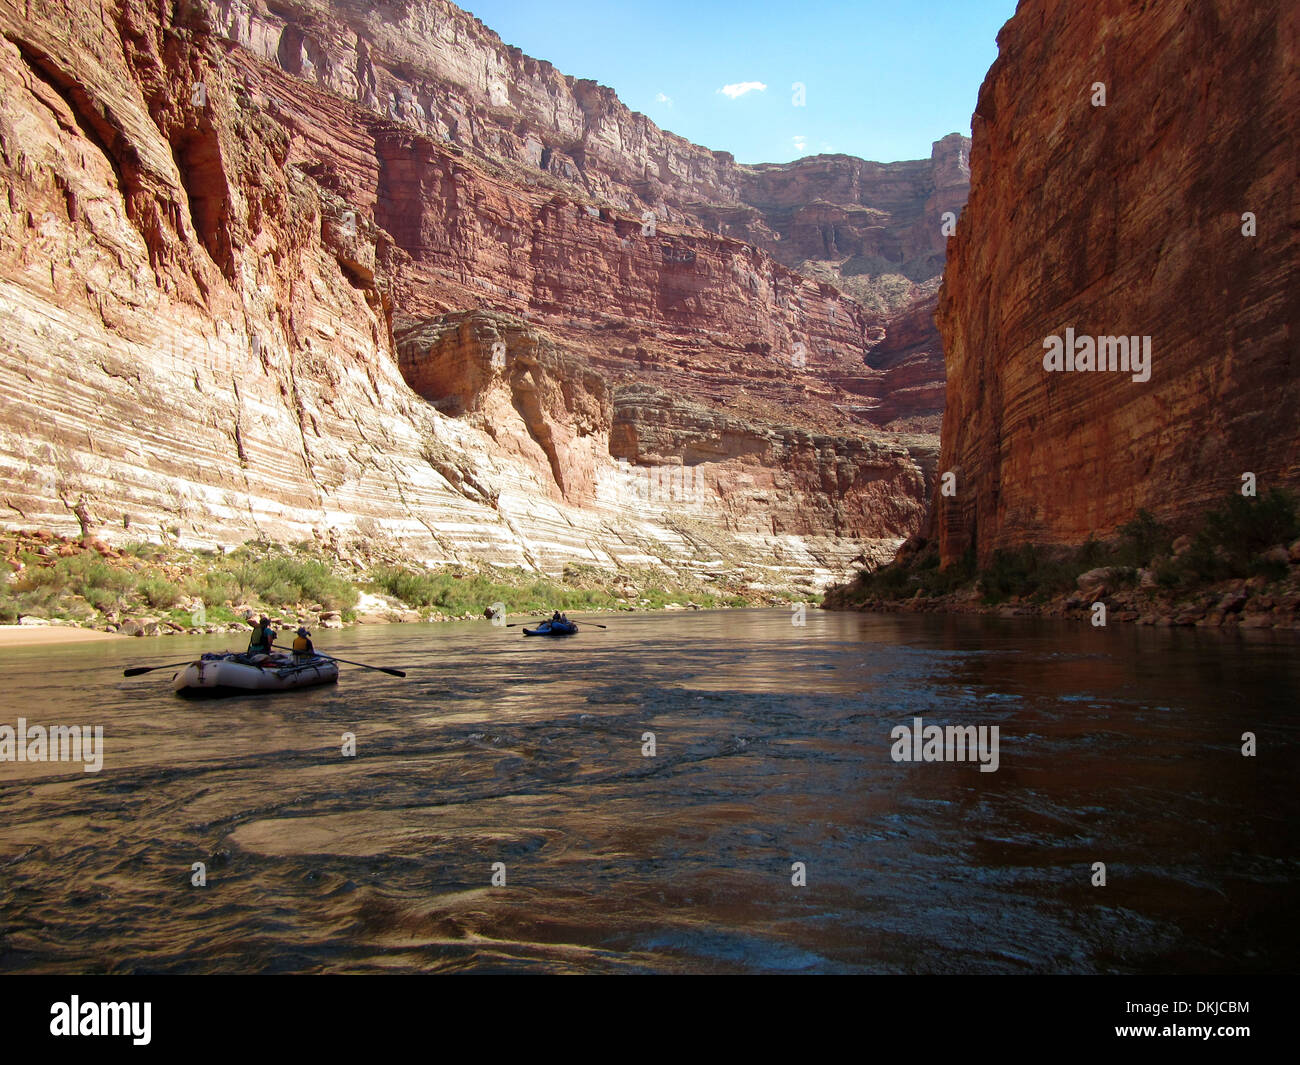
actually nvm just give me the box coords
[0,0,967,593]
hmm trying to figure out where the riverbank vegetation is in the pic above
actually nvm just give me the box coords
[824,490,1300,629]
[0,531,763,635]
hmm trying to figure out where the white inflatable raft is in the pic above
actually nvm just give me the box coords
[173,652,339,697]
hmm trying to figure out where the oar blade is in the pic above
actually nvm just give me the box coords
[123,659,195,677]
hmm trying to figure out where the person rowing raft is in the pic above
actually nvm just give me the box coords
[247,616,276,657]
[526,612,577,636]
[291,626,315,659]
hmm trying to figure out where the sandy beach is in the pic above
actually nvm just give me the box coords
[0,625,126,647]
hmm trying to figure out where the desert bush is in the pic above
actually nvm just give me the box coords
[1199,489,1298,562]
[980,545,1088,604]
[85,586,126,612]
[1113,509,1171,567]
[370,566,616,615]
[223,557,358,611]
[1154,490,1298,587]
[138,577,182,609]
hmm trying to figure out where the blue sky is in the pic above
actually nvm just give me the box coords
[461,0,1018,164]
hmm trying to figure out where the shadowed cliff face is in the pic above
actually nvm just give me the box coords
[0,0,961,588]
[937,0,1298,566]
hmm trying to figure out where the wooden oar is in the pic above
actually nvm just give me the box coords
[319,654,406,678]
[272,644,405,678]
[506,618,607,629]
[123,659,197,677]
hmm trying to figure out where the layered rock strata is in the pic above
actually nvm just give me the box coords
[936,0,1298,564]
[0,0,963,589]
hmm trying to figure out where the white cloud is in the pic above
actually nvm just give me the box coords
[655,92,673,107]
[792,135,807,152]
[717,81,767,99]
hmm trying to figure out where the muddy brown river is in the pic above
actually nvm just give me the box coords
[0,609,1296,973]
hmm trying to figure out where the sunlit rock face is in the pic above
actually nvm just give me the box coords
[936,0,1297,565]
[0,0,963,587]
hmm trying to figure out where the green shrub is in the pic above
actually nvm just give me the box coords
[980,546,1035,603]
[222,557,358,611]
[979,544,1081,604]
[260,579,298,606]
[370,567,443,609]
[61,599,96,623]
[1076,535,1107,568]
[5,586,57,618]
[858,563,910,597]
[1252,557,1290,583]
[919,544,976,596]
[138,577,181,609]
[369,566,620,616]
[1153,490,1299,587]
[839,543,967,602]
[825,490,1299,609]
[1153,557,1184,589]
[1114,509,1170,567]
[13,553,135,597]
[186,571,243,606]
[1200,489,1299,562]
[85,586,126,612]
[12,567,60,593]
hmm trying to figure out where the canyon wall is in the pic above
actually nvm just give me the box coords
[200,0,965,392]
[0,0,966,589]
[937,0,1298,564]
[204,0,966,267]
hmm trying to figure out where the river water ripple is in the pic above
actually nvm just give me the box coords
[0,610,1296,973]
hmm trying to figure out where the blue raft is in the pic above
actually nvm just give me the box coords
[523,619,578,637]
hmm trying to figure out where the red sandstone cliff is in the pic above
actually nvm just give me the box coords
[937,0,1298,565]
[199,0,964,417]
[0,0,965,587]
